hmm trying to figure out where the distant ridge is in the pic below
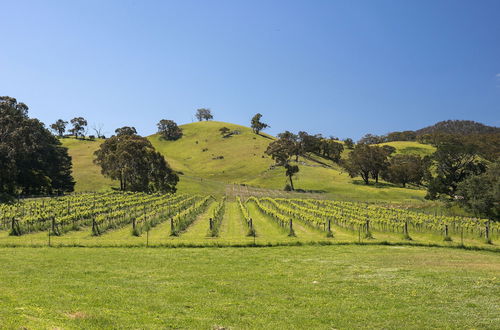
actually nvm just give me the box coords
[415,120,500,136]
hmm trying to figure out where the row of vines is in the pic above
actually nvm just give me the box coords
[249,196,497,242]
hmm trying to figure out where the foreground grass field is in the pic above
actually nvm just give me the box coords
[0,245,498,329]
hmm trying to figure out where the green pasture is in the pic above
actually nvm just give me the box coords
[0,245,498,329]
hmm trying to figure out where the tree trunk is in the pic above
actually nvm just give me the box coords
[119,173,124,191]
[288,174,295,191]
[361,171,370,184]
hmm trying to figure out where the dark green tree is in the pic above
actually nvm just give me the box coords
[50,119,68,137]
[381,145,396,156]
[320,139,344,163]
[277,131,301,161]
[370,146,391,183]
[0,96,75,199]
[385,130,416,142]
[69,117,88,139]
[115,126,137,136]
[358,133,384,145]
[250,113,269,134]
[195,108,213,121]
[457,160,500,220]
[298,131,322,154]
[382,154,426,187]
[94,134,178,193]
[426,141,486,199]
[219,127,231,137]
[266,136,300,190]
[157,120,183,140]
[342,144,389,184]
[343,138,355,149]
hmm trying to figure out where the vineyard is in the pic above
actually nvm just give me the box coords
[0,192,497,248]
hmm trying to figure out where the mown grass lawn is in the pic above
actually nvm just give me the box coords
[0,246,498,329]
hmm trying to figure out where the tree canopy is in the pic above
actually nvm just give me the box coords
[250,113,269,134]
[343,138,355,149]
[457,159,500,221]
[115,126,137,136]
[195,108,213,121]
[69,117,87,139]
[342,144,389,184]
[157,120,183,141]
[94,133,178,193]
[426,141,486,199]
[219,127,231,137]
[50,119,68,137]
[0,96,74,200]
[266,135,300,190]
[382,154,427,187]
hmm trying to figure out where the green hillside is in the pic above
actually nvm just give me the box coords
[62,121,438,202]
[149,121,275,185]
[378,141,436,157]
[60,138,115,192]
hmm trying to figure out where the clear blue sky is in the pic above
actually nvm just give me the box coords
[1,0,499,140]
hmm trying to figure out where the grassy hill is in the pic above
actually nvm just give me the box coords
[60,138,115,192]
[149,121,275,191]
[378,141,436,157]
[62,121,439,203]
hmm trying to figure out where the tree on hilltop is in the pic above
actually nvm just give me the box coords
[195,108,213,121]
[69,117,87,139]
[50,119,68,137]
[251,113,269,134]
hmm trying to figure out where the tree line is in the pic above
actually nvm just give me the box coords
[0,97,75,201]
[1,97,497,220]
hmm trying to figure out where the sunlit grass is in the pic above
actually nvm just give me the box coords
[0,245,498,329]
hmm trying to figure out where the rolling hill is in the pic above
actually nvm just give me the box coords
[377,141,435,157]
[416,120,500,136]
[62,121,436,202]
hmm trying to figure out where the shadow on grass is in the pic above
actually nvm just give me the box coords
[2,240,498,253]
[351,180,398,188]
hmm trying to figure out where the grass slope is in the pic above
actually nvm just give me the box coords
[149,121,275,195]
[378,141,436,157]
[150,121,431,201]
[0,246,498,329]
[60,138,116,192]
[62,122,437,202]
